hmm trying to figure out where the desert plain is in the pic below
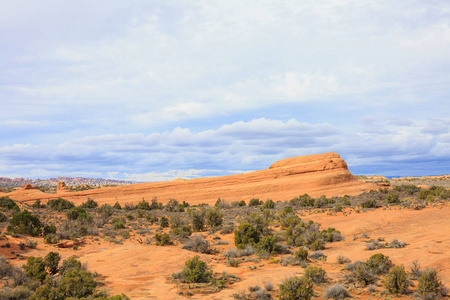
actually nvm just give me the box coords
[0,152,449,299]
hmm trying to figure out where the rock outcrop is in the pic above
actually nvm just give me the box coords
[22,184,34,190]
[57,181,70,193]
[12,152,378,206]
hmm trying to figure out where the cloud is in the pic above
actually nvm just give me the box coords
[0,1,449,178]
[0,117,449,179]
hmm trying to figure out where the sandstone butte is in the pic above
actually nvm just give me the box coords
[1,152,378,206]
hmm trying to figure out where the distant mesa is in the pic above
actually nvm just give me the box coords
[57,181,70,193]
[9,152,379,206]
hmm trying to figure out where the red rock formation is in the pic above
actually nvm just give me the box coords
[57,181,70,193]
[22,184,34,190]
[13,152,378,206]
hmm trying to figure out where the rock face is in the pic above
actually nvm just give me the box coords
[57,181,70,193]
[22,184,34,190]
[13,152,378,206]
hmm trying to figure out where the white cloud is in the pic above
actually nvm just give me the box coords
[1,117,449,179]
[0,1,449,177]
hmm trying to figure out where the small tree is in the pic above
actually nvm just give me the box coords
[294,248,308,261]
[258,234,279,254]
[7,210,41,236]
[263,199,275,209]
[113,201,122,209]
[366,253,392,275]
[417,268,444,297]
[279,275,314,300]
[383,265,408,294]
[304,266,327,284]
[58,269,97,298]
[160,216,169,228]
[0,196,20,211]
[136,199,151,210]
[44,252,61,275]
[180,255,213,283]
[189,209,206,232]
[23,256,47,282]
[206,208,223,229]
[234,223,260,249]
[80,198,98,209]
[47,198,74,211]
[0,211,6,222]
[66,207,87,220]
[155,233,171,246]
[249,198,263,206]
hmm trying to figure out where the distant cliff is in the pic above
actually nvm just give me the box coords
[0,176,134,188]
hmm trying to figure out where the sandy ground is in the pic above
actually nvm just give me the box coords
[4,204,448,300]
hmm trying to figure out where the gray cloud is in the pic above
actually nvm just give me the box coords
[0,117,448,180]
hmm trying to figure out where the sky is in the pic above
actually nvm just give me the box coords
[1,0,449,181]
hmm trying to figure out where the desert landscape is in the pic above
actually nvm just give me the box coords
[0,152,449,299]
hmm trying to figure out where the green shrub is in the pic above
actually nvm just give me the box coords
[355,264,377,287]
[43,224,57,236]
[365,253,392,275]
[22,256,47,282]
[172,225,192,238]
[294,249,308,261]
[123,203,135,210]
[97,204,114,219]
[304,266,326,284]
[385,193,399,204]
[263,199,275,209]
[383,265,408,294]
[394,184,420,195]
[66,207,87,220]
[189,209,206,231]
[60,256,82,274]
[279,275,314,300]
[44,251,61,275]
[290,194,315,207]
[309,239,325,251]
[113,201,122,209]
[234,223,260,249]
[58,268,97,298]
[360,199,379,208]
[180,255,213,283]
[47,198,74,211]
[155,233,171,246]
[0,196,20,211]
[249,198,263,206]
[114,221,126,229]
[136,199,151,210]
[258,234,280,254]
[7,210,41,236]
[237,200,246,206]
[206,207,223,229]
[321,227,343,242]
[243,212,270,235]
[80,198,98,209]
[417,268,444,297]
[0,211,6,222]
[159,216,169,228]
